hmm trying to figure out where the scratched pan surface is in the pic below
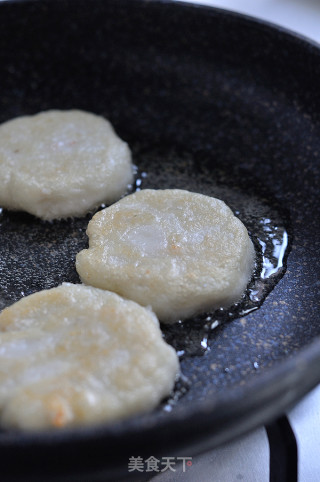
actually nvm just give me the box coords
[0,0,320,480]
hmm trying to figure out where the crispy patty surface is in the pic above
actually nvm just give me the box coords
[0,283,179,430]
[0,110,133,219]
[76,189,255,323]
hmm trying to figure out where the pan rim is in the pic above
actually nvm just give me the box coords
[0,332,320,448]
[3,0,320,50]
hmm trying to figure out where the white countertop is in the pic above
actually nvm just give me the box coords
[175,0,320,44]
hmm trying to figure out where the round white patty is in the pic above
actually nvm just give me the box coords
[76,189,255,323]
[0,110,133,220]
[0,283,179,430]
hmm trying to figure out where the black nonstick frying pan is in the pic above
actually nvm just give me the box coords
[0,0,319,480]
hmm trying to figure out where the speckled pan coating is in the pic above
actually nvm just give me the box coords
[0,0,319,480]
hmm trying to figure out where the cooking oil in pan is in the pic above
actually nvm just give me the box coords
[131,148,291,359]
[0,148,290,356]
[0,146,291,416]
[164,223,289,357]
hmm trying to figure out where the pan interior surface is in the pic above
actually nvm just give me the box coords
[0,0,319,479]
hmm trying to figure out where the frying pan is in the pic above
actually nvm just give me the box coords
[0,0,319,480]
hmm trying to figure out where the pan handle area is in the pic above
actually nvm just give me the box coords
[266,415,298,482]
